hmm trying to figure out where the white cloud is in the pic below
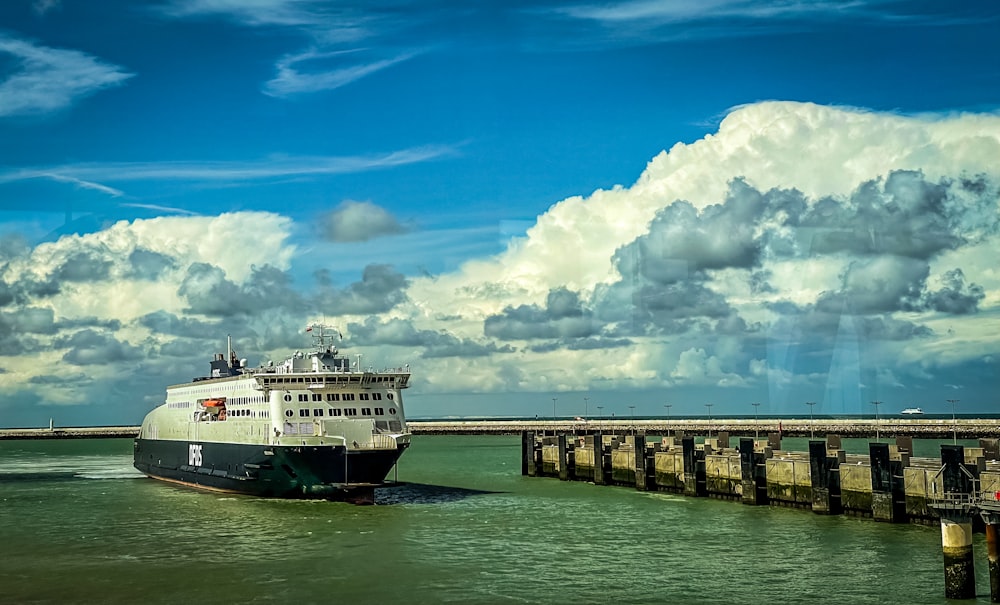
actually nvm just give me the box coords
[158,0,335,28]
[4,101,1000,414]
[0,146,457,188]
[393,102,1000,395]
[264,48,418,97]
[0,35,133,118]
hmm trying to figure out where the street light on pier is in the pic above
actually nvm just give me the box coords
[552,397,557,421]
[751,402,760,439]
[705,403,714,439]
[806,401,817,438]
[597,405,604,431]
[628,405,636,435]
[871,400,882,442]
[947,399,960,444]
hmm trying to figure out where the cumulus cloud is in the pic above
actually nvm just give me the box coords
[0,34,132,118]
[321,263,409,314]
[318,200,409,243]
[484,287,598,341]
[4,101,1000,421]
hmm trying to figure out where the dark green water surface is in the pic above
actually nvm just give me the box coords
[0,436,991,604]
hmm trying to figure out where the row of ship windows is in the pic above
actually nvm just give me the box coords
[284,407,396,418]
[168,396,265,409]
[228,409,270,418]
[262,376,398,384]
[286,392,392,402]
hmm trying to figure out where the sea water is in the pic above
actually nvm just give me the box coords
[0,435,991,604]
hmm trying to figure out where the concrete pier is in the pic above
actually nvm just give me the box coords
[524,430,1000,600]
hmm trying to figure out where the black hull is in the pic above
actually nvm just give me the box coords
[134,438,407,500]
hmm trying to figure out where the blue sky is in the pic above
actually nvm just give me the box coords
[1,0,999,426]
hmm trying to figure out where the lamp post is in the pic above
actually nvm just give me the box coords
[948,399,960,444]
[806,401,817,438]
[552,397,557,421]
[705,403,714,439]
[871,400,882,441]
[751,402,760,439]
[597,405,604,431]
[628,405,636,435]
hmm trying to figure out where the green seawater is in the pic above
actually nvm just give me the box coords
[0,435,991,604]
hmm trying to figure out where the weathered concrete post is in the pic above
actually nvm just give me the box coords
[524,431,537,476]
[932,444,976,600]
[522,431,532,476]
[979,507,1000,603]
[633,433,652,491]
[592,431,606,485]
[870,442,905,522]
[739,437,767,505]
[809,440,842,514]
[682,436,705,497]
[557,433,570,481]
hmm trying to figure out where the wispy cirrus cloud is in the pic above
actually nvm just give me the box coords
[557,0,872,23]
[157,0,338,28]
[0,146,458,189]
[157,0,421,96]
[0,34,133,118]
[264,47,420,97]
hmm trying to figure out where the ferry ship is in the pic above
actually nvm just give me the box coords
[900,407,924,415]
[133,325,411,502]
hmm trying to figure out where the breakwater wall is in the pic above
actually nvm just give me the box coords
[410,418,998,438]
[0,418,996,440]
[0,426,141,440]
[523,430,1000,600]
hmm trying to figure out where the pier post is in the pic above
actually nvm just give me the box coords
[870,442,905,523]
[809,440,841,514]
[739,437,767,505]
[593,431,607,485]
[558,433,570,481]
[980,510,1000,602]
[932,445,976,600]
[524,431,537,476]
[633,433,652,491]
[682,436,706,497]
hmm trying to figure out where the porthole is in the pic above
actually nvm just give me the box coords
[388,408,396,415]
[285,409,294,417]
[284,394,292,402]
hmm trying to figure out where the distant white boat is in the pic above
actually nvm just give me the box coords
[901,407,924,415]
